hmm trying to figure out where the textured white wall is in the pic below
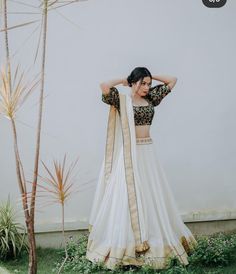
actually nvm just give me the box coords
[0,0,235,230]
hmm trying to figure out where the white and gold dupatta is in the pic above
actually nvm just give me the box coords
[88,93,149,253]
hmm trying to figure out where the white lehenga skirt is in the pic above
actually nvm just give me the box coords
[86,136,197,270]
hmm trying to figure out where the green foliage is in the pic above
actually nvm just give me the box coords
[53,231,236,273]
[163,265,188,274]
[139,263,158,274]
[0,198,28,260]
[162,256,188,274]
[53,233,108,273]
[189,232,236,267]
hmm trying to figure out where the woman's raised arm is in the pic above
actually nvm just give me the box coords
[100,78,128,95]
[151,75,177,90]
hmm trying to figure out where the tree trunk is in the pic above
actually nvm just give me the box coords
[3,1,49,273]
[10,119,37,274]
[27,221,37,274]
[29,2,48,272]
[30,0,48,221]
[3,0,12,93]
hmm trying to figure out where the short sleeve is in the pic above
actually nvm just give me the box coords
[146,84,172,107]
[101,86,120,111]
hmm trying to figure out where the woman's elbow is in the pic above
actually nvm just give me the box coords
[172,77,177,84]
[167,77,177,90]
[100,82,110,94]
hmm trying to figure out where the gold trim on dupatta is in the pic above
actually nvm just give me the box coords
[93,94,150,252]
[104,106,117,184]
[119,94,150,253]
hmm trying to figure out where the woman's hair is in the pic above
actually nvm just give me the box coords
[127,67,152,87]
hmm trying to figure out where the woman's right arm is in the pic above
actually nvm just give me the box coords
[100,78,128,95]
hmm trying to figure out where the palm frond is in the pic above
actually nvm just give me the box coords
[12,24,40,59]
[8,0,39,9]
[0,65,40,119]
[38,155,79,205]
[0,20,40,32]
[47,0,88,10]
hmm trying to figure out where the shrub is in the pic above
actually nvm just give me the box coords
[0,198,28,260]
[53,231,236,273]
[162,256,188,274]
[189,232,236,267]
[53,233,109,273]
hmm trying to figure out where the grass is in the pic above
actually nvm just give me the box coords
[0,247,62,274]
[0,266,11,274]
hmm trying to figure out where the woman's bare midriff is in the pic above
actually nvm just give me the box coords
[135,125,151,138]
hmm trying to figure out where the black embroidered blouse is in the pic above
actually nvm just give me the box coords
[101,84,172,126]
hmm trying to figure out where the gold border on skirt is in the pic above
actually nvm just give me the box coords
[86,234,198,270]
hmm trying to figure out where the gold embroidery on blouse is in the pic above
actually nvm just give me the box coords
[101,84,171,126]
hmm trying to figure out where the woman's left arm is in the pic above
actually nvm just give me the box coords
[151,75,177,90]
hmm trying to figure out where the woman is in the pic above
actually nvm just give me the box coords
[86,67,197,270]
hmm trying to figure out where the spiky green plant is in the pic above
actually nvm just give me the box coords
[0,197,28,260]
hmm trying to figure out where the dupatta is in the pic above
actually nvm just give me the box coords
[88,93,150,253]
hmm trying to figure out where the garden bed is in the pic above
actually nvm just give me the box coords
[1,231,236,274]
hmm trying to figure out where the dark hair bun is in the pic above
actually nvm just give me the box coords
[127,75,132,87]
[127,67,152,87]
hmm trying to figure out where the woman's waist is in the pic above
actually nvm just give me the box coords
[135,125,150,137]
[136,136,153,145]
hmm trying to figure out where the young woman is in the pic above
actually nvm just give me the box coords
[86,67,197,270]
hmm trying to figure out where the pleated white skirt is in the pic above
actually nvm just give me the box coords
[86,137,197,270]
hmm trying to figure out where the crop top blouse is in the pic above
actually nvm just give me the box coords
[101,84,172,126]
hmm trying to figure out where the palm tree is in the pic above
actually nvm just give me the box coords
[1,1,87,273]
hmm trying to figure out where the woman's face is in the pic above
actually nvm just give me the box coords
[133,76,152,97]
